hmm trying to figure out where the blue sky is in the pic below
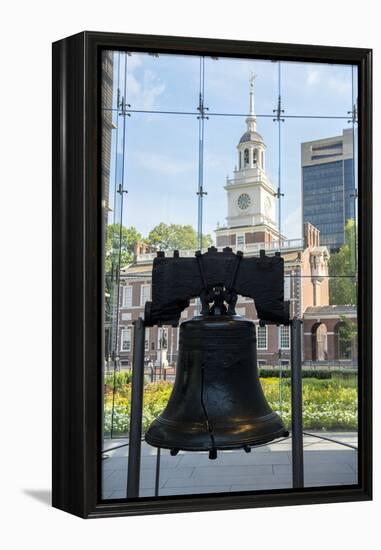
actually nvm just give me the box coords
[105,51,357,241]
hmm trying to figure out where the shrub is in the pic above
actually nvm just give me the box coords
[104,381,173,435]
[259,368,357,380]
[104,370,133,393]
[104,376,358,436]
[259,377,357,431]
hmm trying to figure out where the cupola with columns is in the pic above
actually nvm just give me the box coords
[237,75,266,173]
[216,74,281,250]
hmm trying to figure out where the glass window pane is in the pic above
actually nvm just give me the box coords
[106,51,201,114]
[118,112,199,235]
[204,57,278,115]
[101,48,359,500]
[279,325,290,349]
[281,61,355,118]
[280,117,357,267]
[257,325,268,349]
[203,114,278,253]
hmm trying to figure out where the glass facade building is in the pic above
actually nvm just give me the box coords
[302,129,355,251]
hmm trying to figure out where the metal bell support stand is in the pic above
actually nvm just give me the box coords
[126,318,146,498]
[126,316,305,498]
[125,317,165,498]
[290,318,304,489]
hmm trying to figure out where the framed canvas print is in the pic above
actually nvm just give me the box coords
[52,31,372,518]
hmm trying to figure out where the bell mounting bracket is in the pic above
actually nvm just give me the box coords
[144,246,290,327]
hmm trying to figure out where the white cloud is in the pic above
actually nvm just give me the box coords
[326,76,352,95]
[306,68,320,86]
[127,55,142,71]
[205,60,277,113]
[127,67,166,111]
[205,152,232,170]
[134,151,195,176]
[305,67,352,96]
[126,73,140,98]
[140,70,166,110]
[283,206,302,240]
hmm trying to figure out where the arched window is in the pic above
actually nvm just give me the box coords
[244,148,249,166]
[338,326,351,359]
[335,321,356,360]
[253,149,258,165]
[261,151,264,168]
[239,151,242,170]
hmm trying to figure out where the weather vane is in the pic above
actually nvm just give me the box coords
[249,72,257,116]
[250,71,257,88]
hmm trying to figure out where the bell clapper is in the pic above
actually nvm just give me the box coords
[209,449,217,460]
[170,448,179,456]
[244,445,251,453]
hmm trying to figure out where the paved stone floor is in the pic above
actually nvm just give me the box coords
[102,432,358,499]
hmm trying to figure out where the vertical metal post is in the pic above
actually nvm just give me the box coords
[154,448,161,497]
[126,318,145,498]
[291,318,304,488]
[197,57,208,252]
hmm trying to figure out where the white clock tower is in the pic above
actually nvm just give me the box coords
[216,75,280,250]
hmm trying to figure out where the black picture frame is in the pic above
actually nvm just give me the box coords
[52,31,372,519]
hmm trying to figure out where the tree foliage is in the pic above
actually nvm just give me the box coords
[105,222,214,272]
[337,315,357,359]
[147,222,213,251]
[328,219,357,305]
[105,224,143,272]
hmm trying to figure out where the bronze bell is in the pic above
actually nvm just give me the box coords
[145,313,288,458]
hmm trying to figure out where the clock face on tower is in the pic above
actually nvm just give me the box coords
[237,193,251,210]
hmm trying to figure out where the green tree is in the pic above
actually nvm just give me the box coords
[337,315,357,359]
[328,219,357,305]
[105,224,143,272]
[147,223,213,251]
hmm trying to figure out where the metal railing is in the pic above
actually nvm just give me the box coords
[136,238,304,263]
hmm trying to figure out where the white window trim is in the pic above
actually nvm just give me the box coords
[122,285,133,308]
[144,328,150,352]
[257,325,268,350]
[279,325,290,350]
[157,327,168,350]
[284,275,291,301]
[121,312,132,321]
[120,325,133,352]
[140,283,151,306]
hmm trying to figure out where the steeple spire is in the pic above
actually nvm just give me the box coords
[247,73,257,132]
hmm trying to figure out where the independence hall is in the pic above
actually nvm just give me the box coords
[110,83,357,374]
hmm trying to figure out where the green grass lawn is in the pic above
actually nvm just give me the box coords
[104,373,358,436]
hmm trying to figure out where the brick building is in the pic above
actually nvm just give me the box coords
[303,305,357,366]
[114,221,334,371]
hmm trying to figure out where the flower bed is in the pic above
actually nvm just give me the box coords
[104,375,357,436]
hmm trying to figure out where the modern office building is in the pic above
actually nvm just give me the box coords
[301,129,355,252]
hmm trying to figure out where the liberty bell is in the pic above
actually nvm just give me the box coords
[144,247,289,458]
